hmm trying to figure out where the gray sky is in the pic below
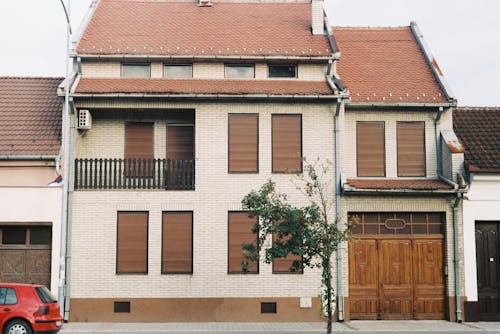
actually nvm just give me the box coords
[0,0,498,106]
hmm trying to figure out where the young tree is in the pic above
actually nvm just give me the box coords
[241,159,354,334]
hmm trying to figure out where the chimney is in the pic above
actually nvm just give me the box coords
[198,0,212,7]
[311,0,324,35]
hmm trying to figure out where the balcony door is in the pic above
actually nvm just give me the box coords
[166,125,194,190]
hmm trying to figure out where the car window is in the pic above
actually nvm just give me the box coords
[0,288,18,305]
[35,287,57,303]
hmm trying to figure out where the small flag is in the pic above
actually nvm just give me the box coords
[48,175,63,186]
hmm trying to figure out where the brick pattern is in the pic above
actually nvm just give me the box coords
[81,62,327,81]
[71,101,334,298]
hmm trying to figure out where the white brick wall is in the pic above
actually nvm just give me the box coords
[71,101,335,299]
[81,61,326,81]
[342,110,439,178]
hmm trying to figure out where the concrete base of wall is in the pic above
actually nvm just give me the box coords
[447,296,467,322]
[69,297,322,322]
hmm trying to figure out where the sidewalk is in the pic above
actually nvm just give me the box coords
[61,321,500,333]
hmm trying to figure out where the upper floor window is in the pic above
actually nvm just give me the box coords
[356,122,385,177]
[272,114,302,173]
[228,114,258,173]
[164,64,192,78]
[397,122,426,176]
[268,65,297,78]
[121,63,151,78]
[225,64,254,79]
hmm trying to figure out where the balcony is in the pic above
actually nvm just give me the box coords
[74,158,195,190]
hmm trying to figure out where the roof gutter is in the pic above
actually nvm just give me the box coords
[410,21,456,104]
[71,93,342,101]
[75,54,333,62]
[0,155,58,160]
[345,101,455,109]
[342,186,460,196]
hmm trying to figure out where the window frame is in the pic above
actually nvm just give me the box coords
[271,114,303,174]
[121,63,151,78]
[224,64,255,79]
[356,121,386,177]
[164,64,193,79]
[227,113,259,174]
[271,234,304,274]
[161,211,194,275]
[268,64,298,78]
[227,211,259,274]
[116,211,149,275]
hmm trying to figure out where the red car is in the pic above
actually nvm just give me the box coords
[0,283,62,334]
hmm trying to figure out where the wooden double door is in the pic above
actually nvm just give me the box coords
[475,222,500,321]
[349,238,445,320]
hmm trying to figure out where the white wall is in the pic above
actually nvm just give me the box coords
[463,173,500,301]
[0,187,62,294]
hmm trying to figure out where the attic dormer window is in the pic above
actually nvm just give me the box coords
[121,63,151,78]
[225,64,254,79]
[164,64,193,78]
[268,65,297,78]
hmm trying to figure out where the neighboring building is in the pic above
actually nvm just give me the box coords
[332,24,466,321]
[65,0,342,322]
[454,107,500,321]
[0,77,63,294]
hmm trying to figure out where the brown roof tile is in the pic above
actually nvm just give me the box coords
[332,27,447,104]
[453,107,500,172]
[77,0,331,57]
[74,78,332,96]
[345,178,453,191]
[0,77,63,156]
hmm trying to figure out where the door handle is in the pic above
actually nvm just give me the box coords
[2,308,11,312]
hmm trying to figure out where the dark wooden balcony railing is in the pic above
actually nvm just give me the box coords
[74,158,195,190]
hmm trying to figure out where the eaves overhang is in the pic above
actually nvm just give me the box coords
[342,187,462,196]
[344,101,457,109]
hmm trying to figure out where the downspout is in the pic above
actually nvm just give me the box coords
[334,97,344,321]
[452,194,462,322]
[434,107,462,322]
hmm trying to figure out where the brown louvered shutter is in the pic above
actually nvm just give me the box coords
[228,114,258,173]
[117,212,148,273]
[125,123,154,159]
[162,212,193,273]
[272,115,302,173]
[272,233,303,273]
[228,212,258,273]
[397,122,426,176]
[167,126,194,160]
[357,122,385,176]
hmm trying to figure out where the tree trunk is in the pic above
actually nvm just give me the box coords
[323,256,333,334]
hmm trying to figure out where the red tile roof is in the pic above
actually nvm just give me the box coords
[332,27,448,103]
[77,0,331,58]
[453,107,500,173]
[0,77,63,156]
[74,78,333,96]
[345,179,453,191]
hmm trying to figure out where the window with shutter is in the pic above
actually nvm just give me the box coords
[228,114,258,173]
[167,125,194,160]
[162,212,193,274]
[272,233,303,274]
[397,122,426,176]
[228,212,258,274]
[357,122,385,177]
[272,114,302,173]
[116,212,148,274]
[125,123,154,177]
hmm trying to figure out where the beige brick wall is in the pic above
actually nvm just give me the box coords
[80,61,326,81]
[71,100,336,298]
[342,110,439,178]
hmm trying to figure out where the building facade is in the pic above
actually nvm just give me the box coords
[454,107,500,321]
[0,77,63,294]
[60,0,468,323]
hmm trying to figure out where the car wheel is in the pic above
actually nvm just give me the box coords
[3,319,32,334]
